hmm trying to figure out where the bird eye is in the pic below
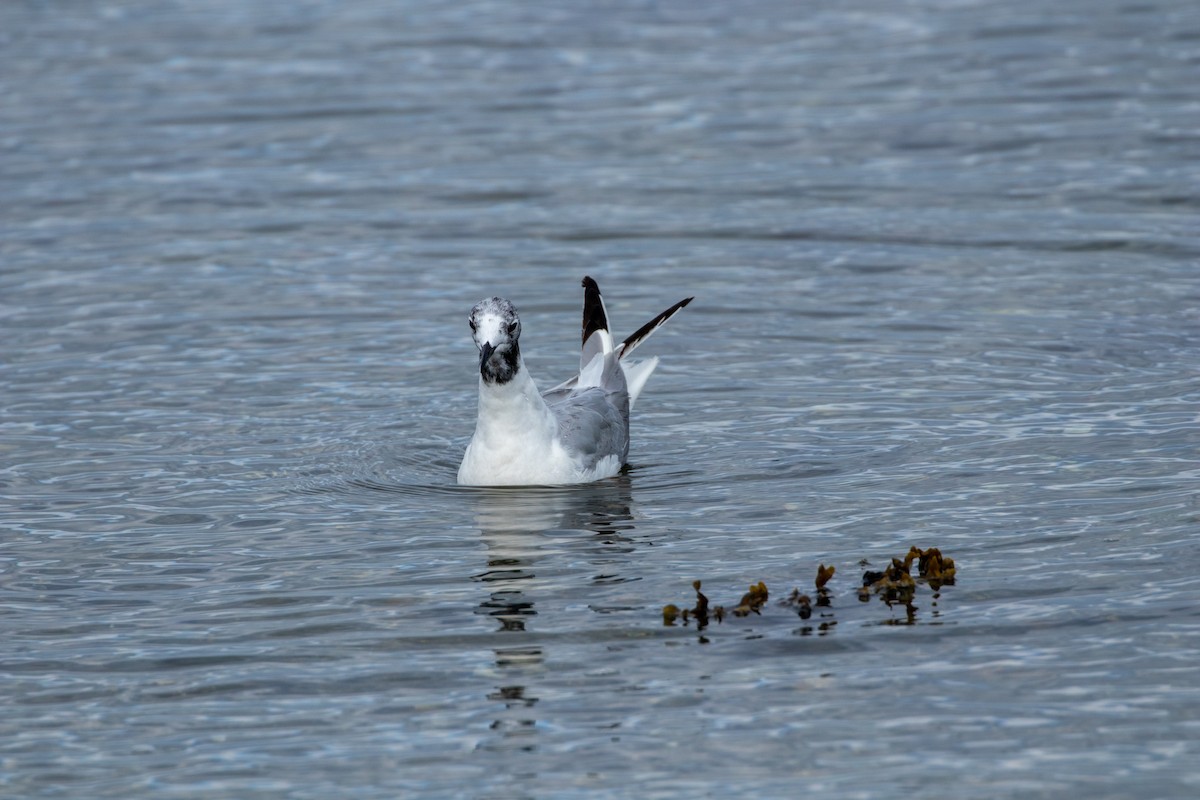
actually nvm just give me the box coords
[469,318,477,331]
[507,321,519,335]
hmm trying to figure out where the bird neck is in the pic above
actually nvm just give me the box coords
[475,357,555,440]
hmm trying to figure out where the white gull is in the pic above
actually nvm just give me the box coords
[457,276,693,486]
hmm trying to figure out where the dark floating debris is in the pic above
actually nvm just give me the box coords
[670,579,712,629]
[784,590,812,619]
[661,549,955,631]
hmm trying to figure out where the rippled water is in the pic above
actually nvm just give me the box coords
[3,0,1199,797]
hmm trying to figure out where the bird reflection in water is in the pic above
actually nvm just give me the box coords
[469,475,637,751]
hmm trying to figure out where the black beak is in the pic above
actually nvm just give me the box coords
[479,341,496,370]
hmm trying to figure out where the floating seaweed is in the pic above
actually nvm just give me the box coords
[815,563,836,589]
[856,546,958,621]
[661,549,955,631]
[783,590,813,619]
[912,546,956,589]
[782,563,837,618]
[691,579,709,619]
[815,563,835,607]
[731,581,769,617]
[671,580,711,630]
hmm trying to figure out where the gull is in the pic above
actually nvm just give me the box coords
[458,276,693,486]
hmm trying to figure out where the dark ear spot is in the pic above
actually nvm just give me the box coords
[469,317,478,331]
[507,321,519,336]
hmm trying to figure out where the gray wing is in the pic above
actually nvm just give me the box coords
[547,386,630,470]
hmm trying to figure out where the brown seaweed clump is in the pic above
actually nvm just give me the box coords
[665,580,712,630]
[781,563,836,619]
[856,557,917,622]
[662,551,954,631]
[858,546,957,621]
[815,563,836,590]
[731,581,769,617]
[910,546,956,589]
[814,563,835,607]
[664,579,757,629]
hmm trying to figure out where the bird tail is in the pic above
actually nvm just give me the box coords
[557,276,692,399]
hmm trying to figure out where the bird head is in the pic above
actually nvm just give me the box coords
[469,297,521,384]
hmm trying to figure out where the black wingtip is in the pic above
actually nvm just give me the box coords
[618,294,694,358]
[581,275,608,346]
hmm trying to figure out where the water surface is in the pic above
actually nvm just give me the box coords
[3,1,1199,797]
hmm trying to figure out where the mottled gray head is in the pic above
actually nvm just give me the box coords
[469,296,522,384]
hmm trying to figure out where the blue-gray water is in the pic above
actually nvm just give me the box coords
[3,1,1199,797]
